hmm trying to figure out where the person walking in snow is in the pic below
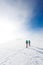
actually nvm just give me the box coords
[26,40,28,48]
[29,40,31,46]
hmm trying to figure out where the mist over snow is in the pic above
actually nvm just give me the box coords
[0,1,43,65]
[0,0,43,48]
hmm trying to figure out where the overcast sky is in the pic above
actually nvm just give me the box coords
[0,0,43,48]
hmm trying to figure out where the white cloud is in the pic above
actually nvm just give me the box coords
[0,0,43,48]
[0,0,28,44]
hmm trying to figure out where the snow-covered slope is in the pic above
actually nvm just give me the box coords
[0,46,43,65]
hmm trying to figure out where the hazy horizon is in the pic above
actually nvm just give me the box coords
[0,0,43,48]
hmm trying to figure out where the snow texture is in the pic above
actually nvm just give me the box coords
[0,46,43,65]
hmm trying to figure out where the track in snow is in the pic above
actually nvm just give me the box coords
[0,46,43,65]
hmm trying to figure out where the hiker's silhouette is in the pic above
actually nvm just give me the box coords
[29,40,31,46]
[26,40,28,48]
